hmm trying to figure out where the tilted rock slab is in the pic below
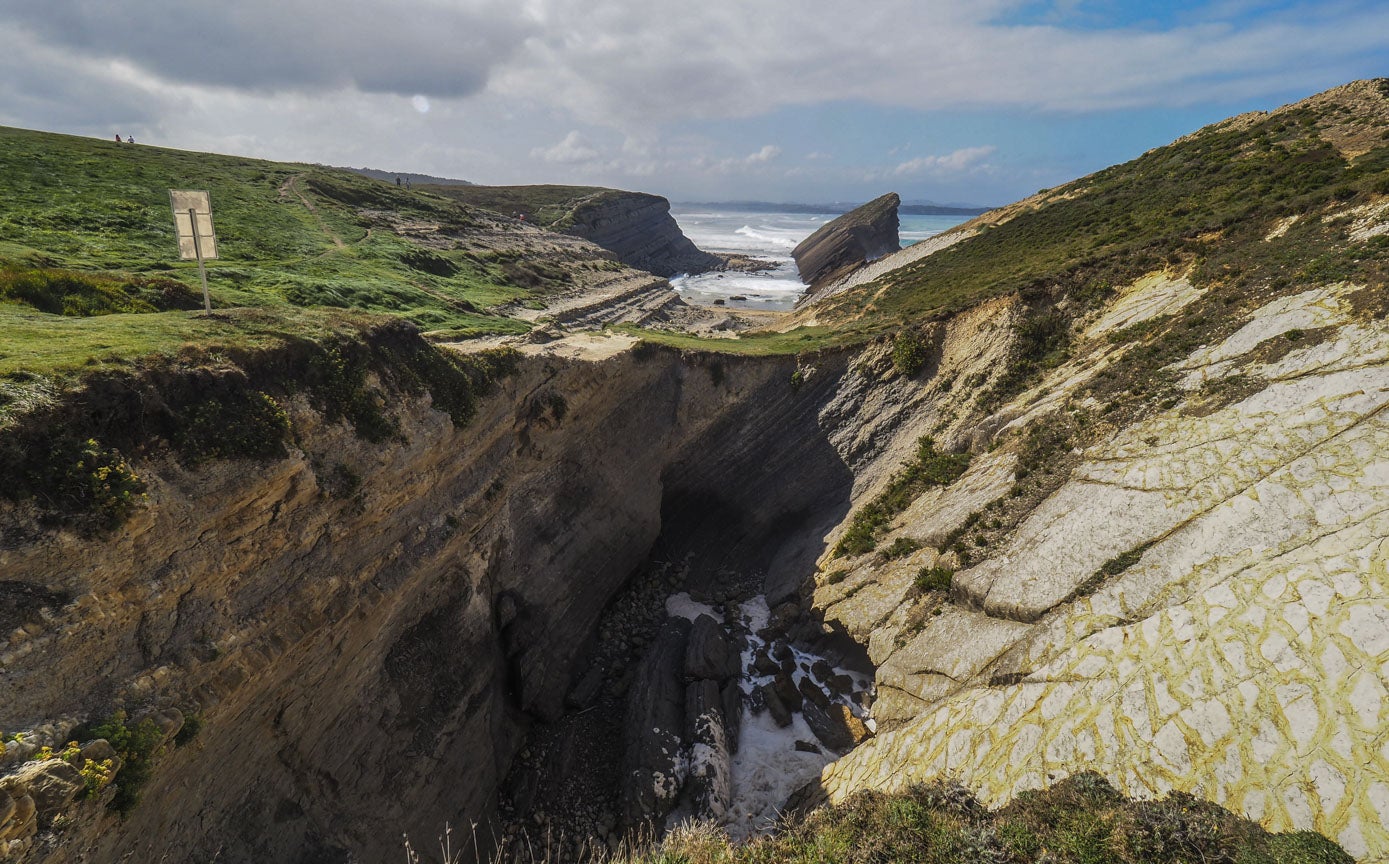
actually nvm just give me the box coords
[793,193,900,297]
[821,284,1389,861]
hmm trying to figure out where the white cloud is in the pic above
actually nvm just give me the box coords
[531,130,600,164]
[2,0,1387,202]
[493,0,1389,126]
[893,145,997,176]
[745,144,781,163]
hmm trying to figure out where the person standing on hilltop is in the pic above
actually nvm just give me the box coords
[114,133,121,143]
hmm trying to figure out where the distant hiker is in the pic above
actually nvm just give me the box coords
[126,135,135,144]
[405,178,411,189]
[114,133,121,143]
[396,177,401,186]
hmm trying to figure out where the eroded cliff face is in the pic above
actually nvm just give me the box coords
[792,193,900,299]
[809,276,1389,861]
[562,192,723,278]
[0,332,939,863]
[2,264,1385,863]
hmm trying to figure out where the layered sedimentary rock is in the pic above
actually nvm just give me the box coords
[792,193,900,298]
[0,327,933,864]
[2,265,1387,862]
[812,277,1389,861]
[561,191,723,277]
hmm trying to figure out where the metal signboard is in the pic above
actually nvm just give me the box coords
[169,190,217,313]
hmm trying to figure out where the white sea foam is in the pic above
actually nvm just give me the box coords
[669,207,967,311]
[666,592,719,622]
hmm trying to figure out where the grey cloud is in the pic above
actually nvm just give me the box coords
[1,0,536,98]
[501,0,1389,126]
[0,32,162,129]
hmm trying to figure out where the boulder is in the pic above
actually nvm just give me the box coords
[756,683,794,729]
[77,739,120,770]
[803,702,871,754]
[7,759,83,825]
[621,618,691,827]
[682,680,731,821]
[772,672,802,712]
[797,675,831,711]
[0,789,17,837]
[792,193,900,293]
[685,614,739,681]
[0,788,35,842]
[751,646,779,676]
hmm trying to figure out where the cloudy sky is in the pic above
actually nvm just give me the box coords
[3,0,1387,205]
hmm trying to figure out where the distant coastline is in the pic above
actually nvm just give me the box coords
[675,200,992,216]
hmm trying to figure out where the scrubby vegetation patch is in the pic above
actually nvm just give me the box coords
[834,436,971,557]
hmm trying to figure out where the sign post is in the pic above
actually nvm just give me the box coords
[169,190,219,314]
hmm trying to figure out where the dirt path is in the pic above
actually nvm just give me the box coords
[277,173,346,249]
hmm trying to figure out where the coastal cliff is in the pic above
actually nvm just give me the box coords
[2,80,1389,864]
[792,193,900,298]
[426,185,723,277]
[561,191,723,277]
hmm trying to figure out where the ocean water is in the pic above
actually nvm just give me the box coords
[668,208,969,311]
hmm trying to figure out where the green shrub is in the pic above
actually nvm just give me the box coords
[891,329,930,377]
[173,714,203,747]
[177,391,291,464]
[880,537,922,560]
[24,437,147,529]
[833,437,971,557]
[72,711,167,815]
[915,566,954,593]
[0,267,154,316]
[638,772,1353,864]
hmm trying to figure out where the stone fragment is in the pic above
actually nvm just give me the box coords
[566,663,606,710]
[685,614,739,681]
[752,649,780,677]
[0,789,35,842]
[798,675,831,710]
[772,672,802,712]
[757,683,793,728]
[0,790,15,837]
[621,618,691,827]
[803,702,871,754]
[794,740,822,754]
[8,760,82,825]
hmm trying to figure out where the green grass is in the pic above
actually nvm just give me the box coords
[636,773,1353,864]
[618,325,852,356]
[0,125,554,337]
[821,102,1389,328]
[423,183,613,227]
[0,304,376,379]
[915,566,955,593]
[834,437,972,557]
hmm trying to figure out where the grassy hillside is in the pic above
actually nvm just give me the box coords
[818,83,1389,326]
[424,183,630,228]
[636,80,1389,354]
[0,126,615,374]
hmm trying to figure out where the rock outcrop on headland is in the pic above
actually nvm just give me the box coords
[426,184,723,277]
[792,193,900,298]
[561,190,723,278]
